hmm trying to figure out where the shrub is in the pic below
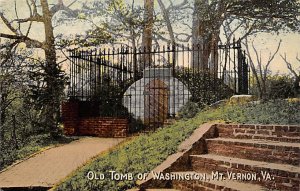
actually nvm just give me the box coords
[177,101,201,119]
[249,74,296,100]
[176,69,234,105]
[268,75,294,99]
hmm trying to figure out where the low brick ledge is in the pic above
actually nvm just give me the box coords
[62,101,129,138]
[138,123,218,190]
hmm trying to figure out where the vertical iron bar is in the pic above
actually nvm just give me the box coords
[187,44,190,103]
[172,44,176,118]
[233,40,237,93]
[70,50,73,97]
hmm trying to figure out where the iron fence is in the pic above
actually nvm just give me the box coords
[67,40,250,130]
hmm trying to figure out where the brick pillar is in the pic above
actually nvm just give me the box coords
[61,100,79,136]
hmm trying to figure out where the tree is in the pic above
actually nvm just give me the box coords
[0,44,36,163]
[280,54,300,97]
[244,37,282,100]
[191,0,300,69]
[0,0,77,136]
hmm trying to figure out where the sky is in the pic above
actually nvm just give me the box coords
[0,0,299,75]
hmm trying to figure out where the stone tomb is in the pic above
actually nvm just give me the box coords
[123,68,190,124]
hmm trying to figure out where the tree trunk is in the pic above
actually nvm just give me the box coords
[261,80,267,100]
[141,0,154,70]
[294,76,300,97]
[209,32,220,76]
[192,0,224,73]
[192,0,211,70]
[41,0,63,137]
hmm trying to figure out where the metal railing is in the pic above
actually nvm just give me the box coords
[67,40,250,130]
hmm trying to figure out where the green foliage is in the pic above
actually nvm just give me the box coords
[87,74,135,117]
[228,0,300,32]
[177,101,201,119]
[56,27,112,48]
[26,58,68,136]
[128,117,145,134]
[268,75,295,99]
[54,99,299,191]
[176,69,234,105]
[250,74,297,100]
[223,100,300,125]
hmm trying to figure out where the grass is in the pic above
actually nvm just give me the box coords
[0,134,76,171]
[51,100,298,191]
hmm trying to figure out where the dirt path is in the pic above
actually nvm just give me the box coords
[0,137,124,188]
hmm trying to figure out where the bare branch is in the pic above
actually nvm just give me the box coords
[175,32,192,42]
[244,37,262,98]
[13,15,44,23]
[153,31,172,44]
[50,0,76,17]
[296,54,300,63]
[14,0,21,34]
[0,33,43,48]
[67,0,77,8]
[167,0,190,12]
[25,21,33,37]
[157,0,175,44]
[180,22,192,30]
[280,53,299,78]
[0,13,18,34]
[30,0,38,15]
[244,37,282,99]
[251,40,264,81]
[26,0,33,16]
[265,39,282,70]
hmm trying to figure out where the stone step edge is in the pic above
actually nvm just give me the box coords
[216,124,300,132]
[218,133,300,143]
[190,154,300,175]
[218,128,300,138]
[206,138,300,150]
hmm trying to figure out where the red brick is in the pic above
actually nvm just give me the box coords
[258,125,274,130]
[239,124,256,129]
[235,129,246,133]
[274,125,289,132]
[288,125,300,132]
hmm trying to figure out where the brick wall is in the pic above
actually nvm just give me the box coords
[61,101,79,135]
[61,101,128,138]
[78,117,128,138]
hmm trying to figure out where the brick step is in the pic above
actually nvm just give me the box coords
[206,138,300,165]
[218,124,300,132]
[217,124,300,139]
[170,172,266,191]
[190,154,300,190]
[218,132,300,143]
